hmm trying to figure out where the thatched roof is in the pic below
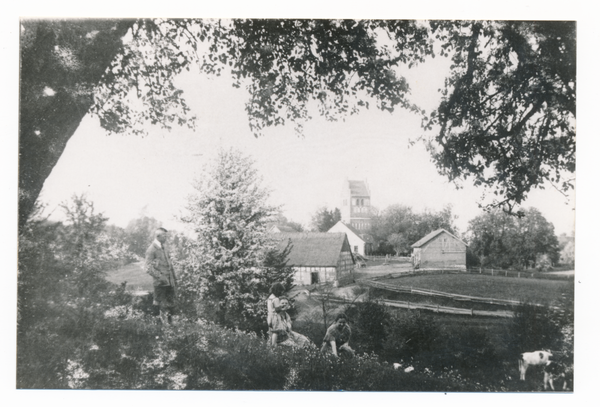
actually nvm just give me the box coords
[272,232,354,267]
[411,229,467,248]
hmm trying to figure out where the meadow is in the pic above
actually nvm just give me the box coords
[372,272,571,305]
[105,262,152,293]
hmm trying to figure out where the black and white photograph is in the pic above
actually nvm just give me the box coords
[6,1,596,402]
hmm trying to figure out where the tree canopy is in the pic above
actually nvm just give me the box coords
[424,21,575,212]
[370,204,457,254]
[177,148,293,331]
[310,206,341,232]
[19,19,575,229]
[467,207,559,269]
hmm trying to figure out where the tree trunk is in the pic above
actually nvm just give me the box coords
[19,19,134,231]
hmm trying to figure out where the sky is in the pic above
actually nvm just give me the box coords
[39,43,576,237]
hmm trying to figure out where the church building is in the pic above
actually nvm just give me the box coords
[340,179,373,232]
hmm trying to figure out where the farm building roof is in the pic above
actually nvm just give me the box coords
[411,229,467,248]
[347,180,370,196]
[330,221,375,243]
[271,232,354,267]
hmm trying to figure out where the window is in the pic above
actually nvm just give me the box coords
[354,246,358,253]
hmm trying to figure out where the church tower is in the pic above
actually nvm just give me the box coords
[340,179,372,232]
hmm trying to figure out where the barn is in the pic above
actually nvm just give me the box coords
[272,232,356,287]
[411,229,467,270]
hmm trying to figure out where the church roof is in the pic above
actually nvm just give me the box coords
[347,180,370,197]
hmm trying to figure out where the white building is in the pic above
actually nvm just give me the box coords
[328,220,373,257]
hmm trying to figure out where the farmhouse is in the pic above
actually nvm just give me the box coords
[328,220,374,256]
[271,232,355,287]
[411,229,467,270]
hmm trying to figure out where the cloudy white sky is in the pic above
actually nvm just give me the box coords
[39,43,575,237]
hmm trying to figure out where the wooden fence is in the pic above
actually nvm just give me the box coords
[357,278,528,307]
[367,255,411,262]
[310,291,513,318]
[356,277,560,312]
[466,267,574,281]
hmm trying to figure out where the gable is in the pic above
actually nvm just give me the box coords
[411,229,467,248]
[328,221,365,243]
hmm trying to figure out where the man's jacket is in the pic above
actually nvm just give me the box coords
[145,240,177,287]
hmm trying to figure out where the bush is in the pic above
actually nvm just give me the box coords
[505,303,562,355]
[383,310,443,363]
[535,254,553,272]
[171,321,289,390]
[344,300,391,354]
[440,328,502,379]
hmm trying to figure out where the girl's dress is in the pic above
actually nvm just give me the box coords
[267,295,290,339]
[266,295,313,348]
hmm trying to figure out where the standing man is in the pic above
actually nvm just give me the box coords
[145,227,177,324]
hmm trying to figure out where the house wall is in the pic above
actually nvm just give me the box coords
[292,252,355,287]
[415,234,466,270]
[292,266,337,286]
[336,252,355,286]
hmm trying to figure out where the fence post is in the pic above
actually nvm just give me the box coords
[518,272,520,278]
[491,268,493,276]
[470,308,474,316]
[479,267,482,274]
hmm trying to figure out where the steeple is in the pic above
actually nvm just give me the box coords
[340,179,372,231]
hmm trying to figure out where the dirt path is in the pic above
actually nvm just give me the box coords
[546,270,575,276]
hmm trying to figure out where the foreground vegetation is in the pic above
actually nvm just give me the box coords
[17,280,573,391]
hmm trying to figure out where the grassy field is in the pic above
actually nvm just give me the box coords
[379,273,571,305]
[105,262,153,293]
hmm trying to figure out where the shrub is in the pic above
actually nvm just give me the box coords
[440,327,502,379]
[505,302,562,355]
[535,254,553,272]
[344,300,391,354]
[382,310,443,363]
[171,321,289,390]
